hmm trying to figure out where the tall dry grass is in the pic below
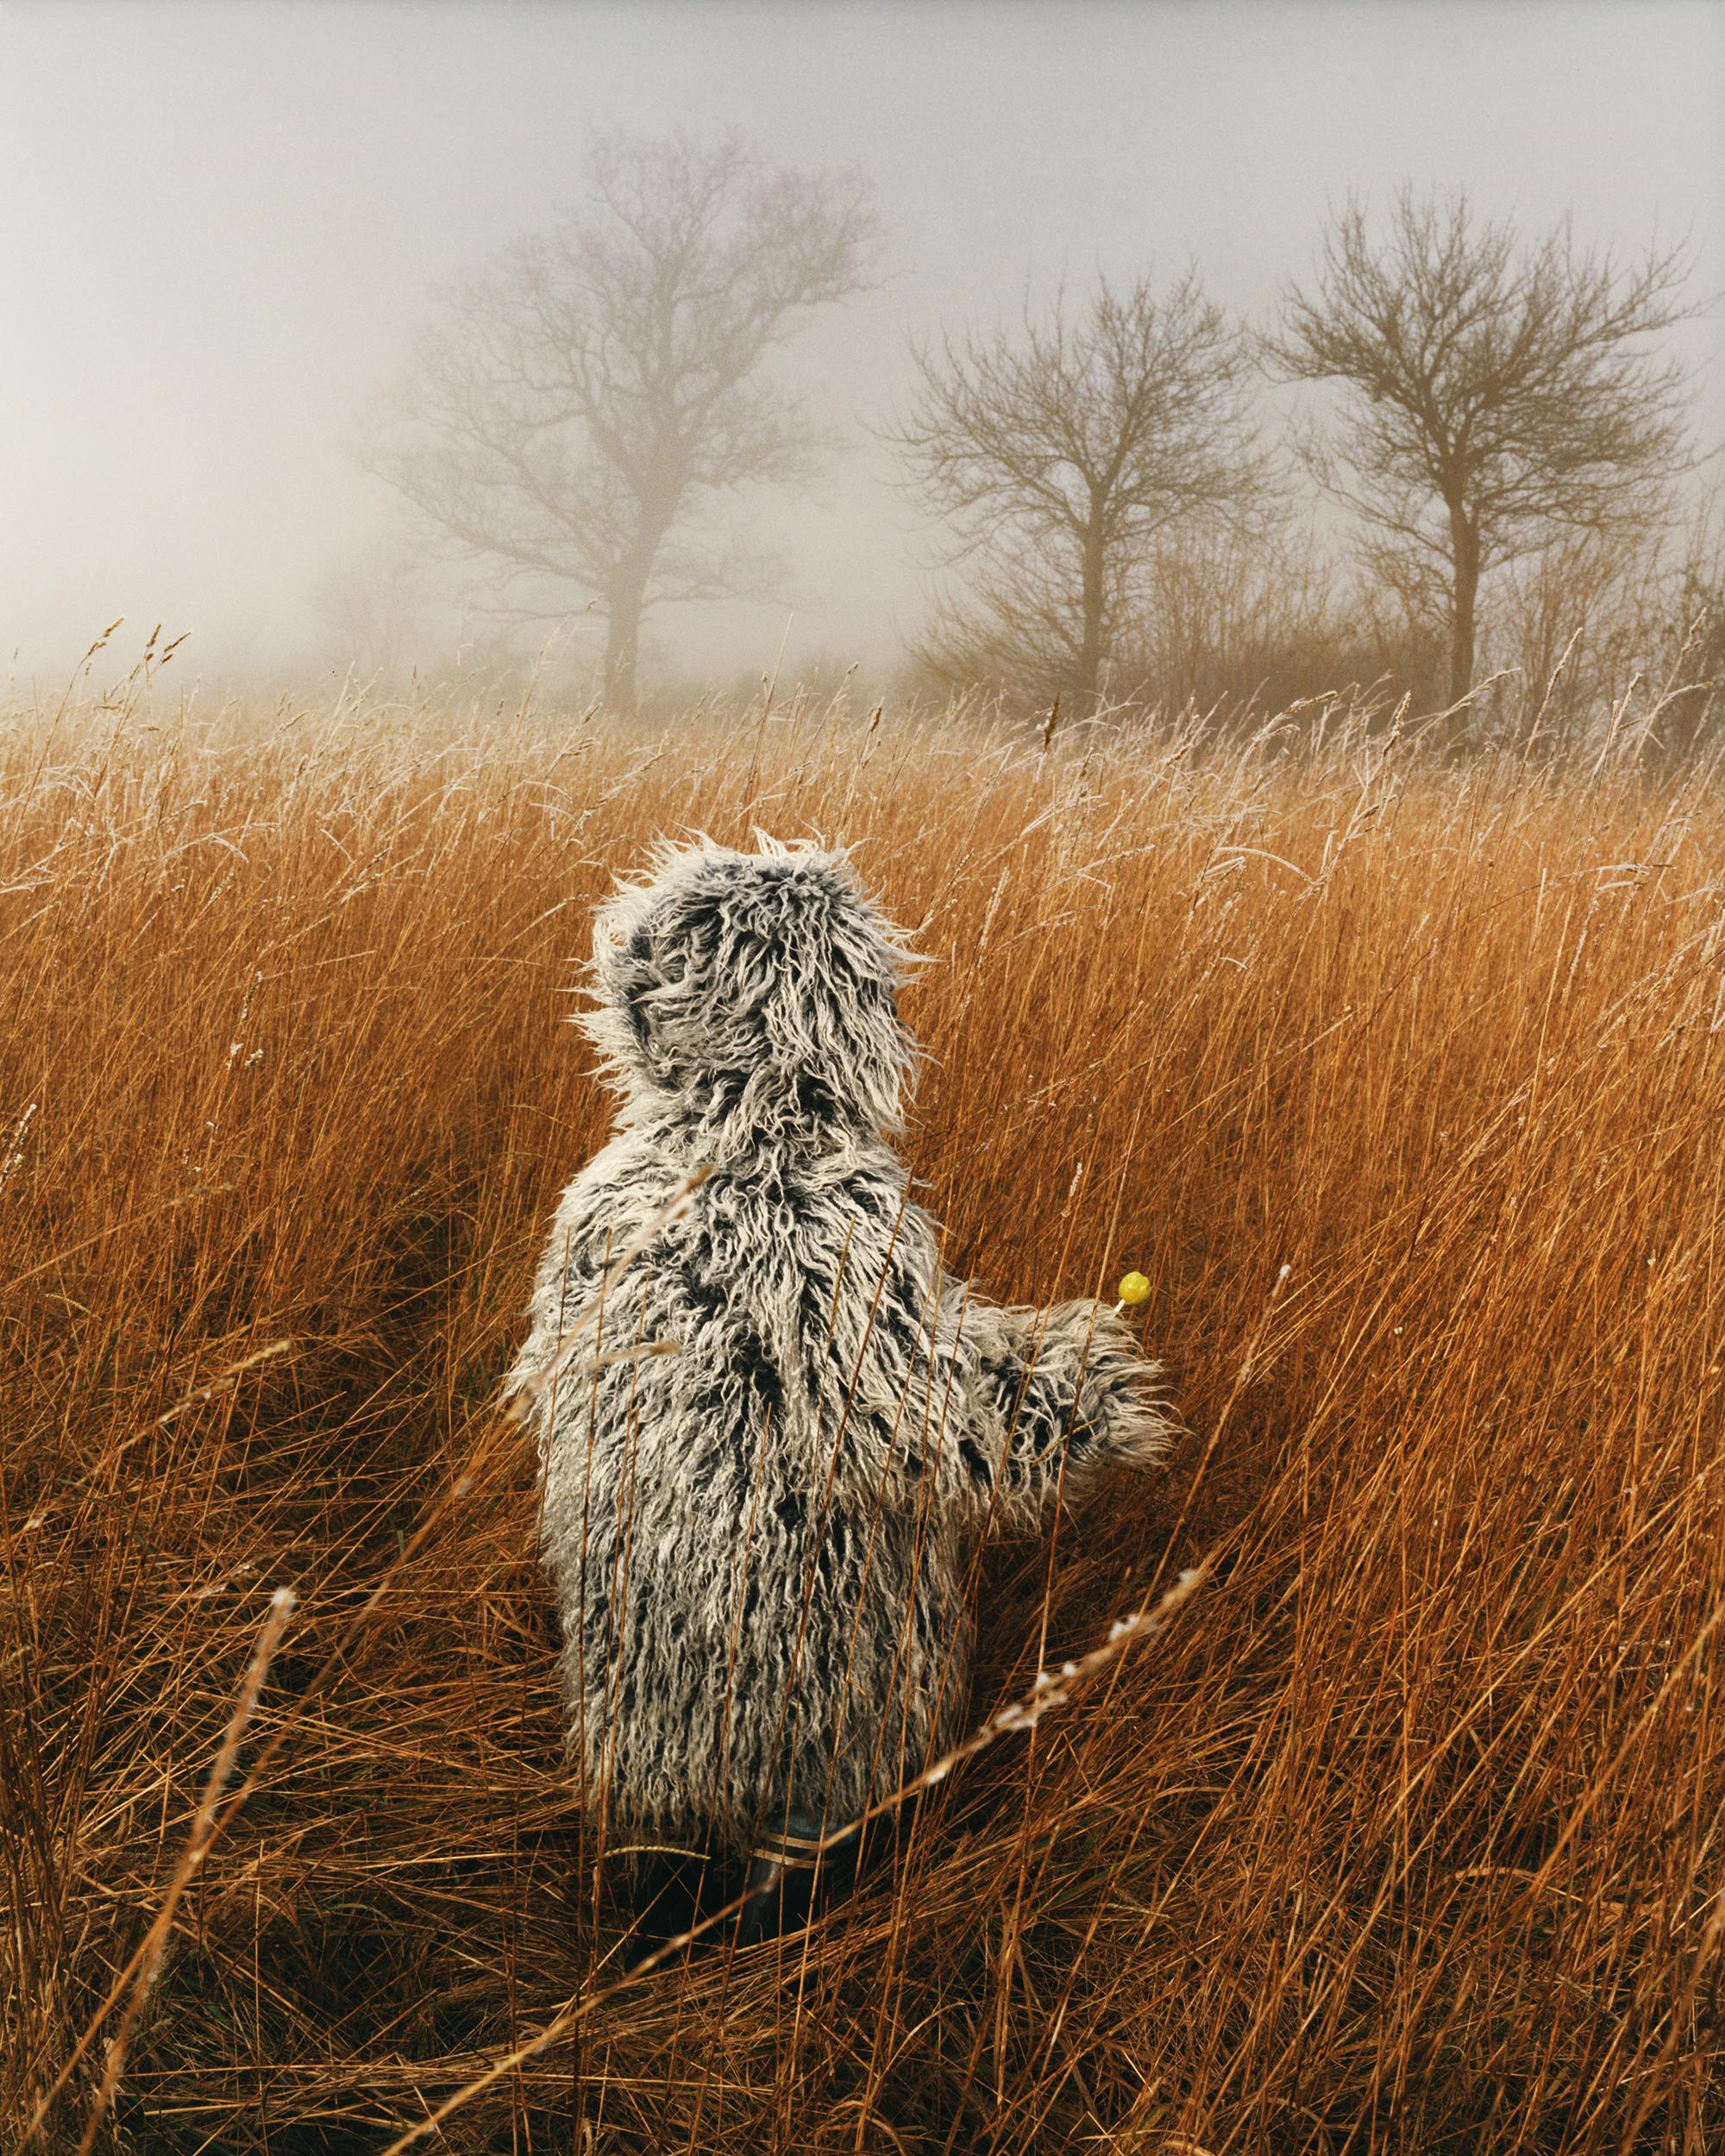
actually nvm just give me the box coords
[3,681,1724,2153]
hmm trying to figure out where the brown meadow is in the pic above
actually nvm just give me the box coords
[3,685,1724,2153]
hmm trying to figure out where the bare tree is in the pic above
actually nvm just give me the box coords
[1268,190,1697,737]
[360,132,881,712]
[885,274,1270,715]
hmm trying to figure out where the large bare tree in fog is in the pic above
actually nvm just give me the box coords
[361,134,881,711]
[886,274,1268,714]
[1269,191,1696,733]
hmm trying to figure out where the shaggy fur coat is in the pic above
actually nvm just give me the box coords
[508,838,1173,1856]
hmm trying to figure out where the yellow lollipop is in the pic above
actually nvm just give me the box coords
[1114,1270,1151,1315]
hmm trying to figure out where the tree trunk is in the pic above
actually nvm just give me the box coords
[602,511,676,718]
[1076,523,1106,716]
[1446,505,1480,748]
[602,576,647,717]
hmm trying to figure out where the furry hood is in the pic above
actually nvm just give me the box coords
[580,837,919,1145]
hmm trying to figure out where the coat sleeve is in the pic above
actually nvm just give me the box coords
[827,1183,1172,1533]
[504,1137,666,1426]
[943,1290,1176,1533]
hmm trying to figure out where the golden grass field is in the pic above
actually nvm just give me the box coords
[4,684,1724,2153]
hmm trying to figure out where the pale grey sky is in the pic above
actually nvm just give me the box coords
[2,0,1721,693]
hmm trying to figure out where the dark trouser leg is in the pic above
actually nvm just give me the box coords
[626,1846,716,1964]
[736,1807,865,1944]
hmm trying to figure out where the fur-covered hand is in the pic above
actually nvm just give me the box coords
[957,1293,1175,1529]
[1063,1301,1176,1472]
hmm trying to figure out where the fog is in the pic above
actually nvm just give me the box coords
[2,0,1721,700]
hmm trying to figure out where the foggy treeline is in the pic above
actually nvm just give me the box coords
[336,131,1722,756]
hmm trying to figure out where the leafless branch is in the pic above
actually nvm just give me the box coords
[359,131,883,711]
[1267,187,1698,732]
[884,273,1276,714]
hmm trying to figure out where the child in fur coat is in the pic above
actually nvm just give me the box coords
[508,837,1173,1947]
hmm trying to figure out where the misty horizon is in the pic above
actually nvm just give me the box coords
[3,0,1721,704]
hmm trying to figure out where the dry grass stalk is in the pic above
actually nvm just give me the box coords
[378,1569,1208,2156]
[3,683,1724,2152]
[59,1588,297,2156]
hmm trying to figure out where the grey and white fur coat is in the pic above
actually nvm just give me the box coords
[508,838,1173,1864]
